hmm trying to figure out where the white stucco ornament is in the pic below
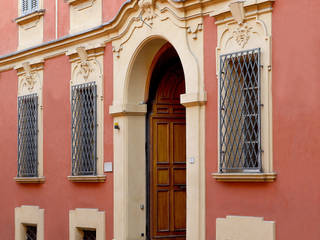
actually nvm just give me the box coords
[21,62,37,92]
[76,47,93,80]
[138,0,156,26]
[138,0,153,10]
[233,23,252,48]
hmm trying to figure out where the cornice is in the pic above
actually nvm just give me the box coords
[0,0,273,71]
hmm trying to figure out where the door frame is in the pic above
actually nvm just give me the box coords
[145,44,186,239]
[110,12,207,238]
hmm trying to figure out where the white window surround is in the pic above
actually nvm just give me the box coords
[69,208,105,240]
[67,46,105,182]
[14,61,45,183]
[211,0,276,182]
[15,205,44,240]
[16,0,45,50]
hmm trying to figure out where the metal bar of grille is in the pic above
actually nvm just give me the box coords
[83,230,96,240]
[26,226,37,240]
[17,94,38,177]
[71,82,97,176]
[31,0,38,10]
[22,0,29,14]
[219,48,261,172]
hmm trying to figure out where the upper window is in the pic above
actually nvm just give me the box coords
[22,0,39,15]
[71,82,97,176]
[219,48,261,173]
[17,94,39,177]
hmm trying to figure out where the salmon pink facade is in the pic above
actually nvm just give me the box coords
[0,0,319,240]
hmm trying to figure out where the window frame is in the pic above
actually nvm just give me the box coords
[71,82,98,176]
[15,62,44,183]
[69,208,105,240]
[15,206,44,240]
[67,46,105,182]
[17,93,39,178]
[212,2,276,182]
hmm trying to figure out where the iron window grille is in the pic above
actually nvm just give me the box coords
[22,0,39,15]
[26,225,37,240]
[219,48,262,172]
[17,94,38,177]
[71,82,97,176]
[83,230,96,240]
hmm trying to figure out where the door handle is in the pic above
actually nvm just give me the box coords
[178,185,186,190]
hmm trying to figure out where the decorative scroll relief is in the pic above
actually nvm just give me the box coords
[72,59,101,85]
[218,19,269,53]
[111,1,203,58]
[216,216,275,240]
[71,47,103,85]
[187,23,203,40]
[138,0,156,26]
[18,62,42,96]
[233,23,252,48]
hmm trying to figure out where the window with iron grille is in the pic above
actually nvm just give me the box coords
[83,229,96,240]
[17,94,38,177]
[26,225,37,240]
[219,48,261,172]
[22,0,39,15]
[71,82,97,176]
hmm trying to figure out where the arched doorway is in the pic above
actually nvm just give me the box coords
[147,45,186,240]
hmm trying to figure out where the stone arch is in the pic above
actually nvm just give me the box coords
[110,8,206,240]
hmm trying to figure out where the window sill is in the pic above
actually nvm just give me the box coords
[15,9,45,26]
[68,175,106,182]
[212,172,277,182]
[14,176,46,183]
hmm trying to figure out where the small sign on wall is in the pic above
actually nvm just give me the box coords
[104,162,113,172]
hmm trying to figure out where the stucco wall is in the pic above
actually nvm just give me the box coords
[103,0,127,23]
[204,0,320,239]
[0,1,18,55]
[0,0,320,239]
[0,51,114,239]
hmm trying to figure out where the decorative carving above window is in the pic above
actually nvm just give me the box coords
[232,23,252,48]
[70,47,103,86]
[17,62,43,96]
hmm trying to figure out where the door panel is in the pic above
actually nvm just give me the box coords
[148,49,186,240]
[156,123,170,164]
[151,118,186,239]
[172,123,186,164]
[173,190,186,231]
[157,190,170,232]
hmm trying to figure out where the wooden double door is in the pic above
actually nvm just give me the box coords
[148,59,186,240]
